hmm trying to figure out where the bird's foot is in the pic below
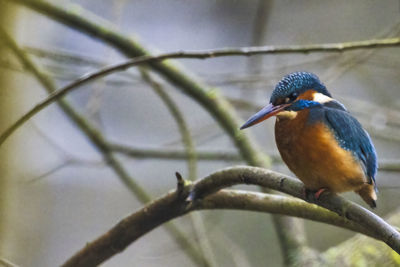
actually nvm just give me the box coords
[304,187,329,202]
[314,188,327,199]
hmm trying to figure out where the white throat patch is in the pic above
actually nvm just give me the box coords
[276,110,297,120]
[313,92,332,103]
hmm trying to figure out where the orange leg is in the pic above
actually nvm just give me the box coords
[304,187,328,201]
[314,188,327,199]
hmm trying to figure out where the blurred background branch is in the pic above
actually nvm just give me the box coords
[1,0,399,266]
[0,26,210,266]
[140,68,219,266]
[2,34,400,148]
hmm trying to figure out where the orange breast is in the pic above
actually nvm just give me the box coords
[275,110,367,193]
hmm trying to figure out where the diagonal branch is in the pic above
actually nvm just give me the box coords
[139,69,198,180]
[62,166,400,267]
[0,27,209,267]
[139,69,218,266]
[0,258,20,267]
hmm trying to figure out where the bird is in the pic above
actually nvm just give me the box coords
[240,71,378,208]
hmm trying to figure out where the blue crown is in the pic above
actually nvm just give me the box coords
[270,72,331,103]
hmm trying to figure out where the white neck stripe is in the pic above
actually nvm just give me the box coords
[312,92,332,103]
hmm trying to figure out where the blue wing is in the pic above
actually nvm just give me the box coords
[323,105,378,188]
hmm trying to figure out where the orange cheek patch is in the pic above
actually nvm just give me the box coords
[298,90,317,100]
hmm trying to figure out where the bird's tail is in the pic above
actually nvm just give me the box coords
[355,183,377,208]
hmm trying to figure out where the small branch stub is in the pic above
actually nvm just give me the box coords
[175,171,185,194]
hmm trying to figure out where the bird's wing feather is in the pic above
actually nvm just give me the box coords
[323,107,377,187]
[323,99,347,111]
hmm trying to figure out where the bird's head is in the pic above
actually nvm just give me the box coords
[240,72,332,129]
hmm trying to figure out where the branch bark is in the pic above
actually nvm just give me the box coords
[190,167,400,251]
[62,166,400,267]
[321,209,400,265]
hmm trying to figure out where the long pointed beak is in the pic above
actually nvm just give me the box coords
[240,103,288,130]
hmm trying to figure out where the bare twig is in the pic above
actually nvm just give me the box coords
[248,0,271,70]
[0,26,150,204]
[27,159,106,183]
[241,0,272,98]
[1,36,400,147]
[112,143,244,161]
[7,0,398,171]
[322,21,400,86]
[113,143,400,172]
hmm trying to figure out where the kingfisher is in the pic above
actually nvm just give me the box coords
[240,72,378,208]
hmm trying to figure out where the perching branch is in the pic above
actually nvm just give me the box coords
[62,166,400,267]
[190,167,400,250]
[321,208,400,265]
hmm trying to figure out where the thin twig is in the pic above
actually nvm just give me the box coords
[322,21,400,86]
[1,36,400,147]
[112,143,244,161]
[112,143,400,172]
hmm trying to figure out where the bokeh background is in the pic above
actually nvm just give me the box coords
[1,1,400,266]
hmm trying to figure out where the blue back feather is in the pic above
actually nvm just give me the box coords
[309,104,378,188]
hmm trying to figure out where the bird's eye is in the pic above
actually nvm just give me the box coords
[284,92,298,103]
[289,92,298,101]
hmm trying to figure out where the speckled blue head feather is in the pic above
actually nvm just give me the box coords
[270,72,331,104]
